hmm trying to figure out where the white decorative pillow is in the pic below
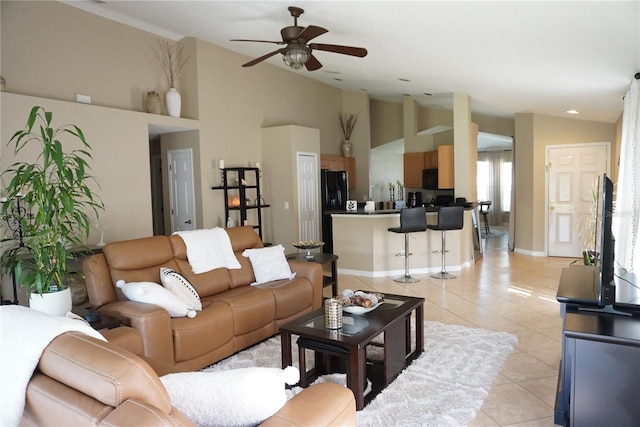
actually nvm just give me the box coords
[160,366,299,427]
[159,267,202,311]
[242,244,296,285]
[116,280,196,318]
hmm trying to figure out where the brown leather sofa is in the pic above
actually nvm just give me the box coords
[21,331,356,426]
[83,226,323,371]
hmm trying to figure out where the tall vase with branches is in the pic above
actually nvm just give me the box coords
[339,113,358,157]
[153,39,190,117]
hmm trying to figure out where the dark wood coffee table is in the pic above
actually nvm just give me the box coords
[280,293,424,410]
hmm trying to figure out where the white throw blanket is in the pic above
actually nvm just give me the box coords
[174,227,241,274]
[0,305,106,427]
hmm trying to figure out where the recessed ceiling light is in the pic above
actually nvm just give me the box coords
[360,88,369,92]
[424,93,433,96]
[566,109,579,115]
[399,78,410,82]
[334,78,343,81]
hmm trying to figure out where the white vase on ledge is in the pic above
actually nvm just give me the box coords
[166,87,181,117]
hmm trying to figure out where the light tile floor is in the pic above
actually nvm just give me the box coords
[330,227,571,426]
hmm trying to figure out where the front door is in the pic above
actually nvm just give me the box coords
[547,143,609,257]
[168,148,196,233]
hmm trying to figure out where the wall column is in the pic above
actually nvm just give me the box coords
[453,93,477,200]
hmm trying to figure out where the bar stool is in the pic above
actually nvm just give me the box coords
[428,206,464,279]
[387,207,427,283]
[479,201,491,235]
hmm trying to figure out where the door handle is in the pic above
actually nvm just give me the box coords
[185,219,192,224]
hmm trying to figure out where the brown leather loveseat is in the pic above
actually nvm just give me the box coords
[83,226,323,371]
[21,331,356,426]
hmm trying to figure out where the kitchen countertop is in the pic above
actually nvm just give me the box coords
[328,204,475,215]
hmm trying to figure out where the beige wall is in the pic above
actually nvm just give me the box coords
[262,125,320,249]
[1,1,167,113]
[514,113,616,254]
[472,114,516,137]
[417,107,454,131]
[189,38,343,231]
[342,91,371,201]
[1,1,351,247]
[0,92,196,242]
[514,114,536,253]
[370,100,403,148]
[0,0,624,260]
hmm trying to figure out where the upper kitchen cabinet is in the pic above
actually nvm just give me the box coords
[437,145,454,189]
[403,152,425,188]
[403,145,454,189]
[424,151,438,169]
[320,154,356,189]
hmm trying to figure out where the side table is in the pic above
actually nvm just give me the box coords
[286,252,339,297]
[73,305,122,331]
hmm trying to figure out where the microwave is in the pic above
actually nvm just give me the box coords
[422,168,438,189]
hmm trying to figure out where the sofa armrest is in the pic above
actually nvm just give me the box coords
[99,301,175,364]
[288,261,323,309]
[100,399,196,427]
[260,383,356,427]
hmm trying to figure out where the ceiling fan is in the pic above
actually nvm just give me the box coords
[231,6,368,71]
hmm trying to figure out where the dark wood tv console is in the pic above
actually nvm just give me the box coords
[555,266,640,426]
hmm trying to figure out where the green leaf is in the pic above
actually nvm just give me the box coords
[0,107,103,294]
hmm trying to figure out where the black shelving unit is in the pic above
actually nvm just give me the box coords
[212,167,269,240]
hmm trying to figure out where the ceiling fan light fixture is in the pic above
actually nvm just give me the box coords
[283,43,309,70]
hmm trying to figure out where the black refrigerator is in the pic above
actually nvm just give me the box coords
[321,169,349,253]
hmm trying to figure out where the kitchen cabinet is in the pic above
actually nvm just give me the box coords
[424,151,438,169]
[403,152,425,188]
[437,145,454,189]
[320,154,356,189]
[402,145,454,189]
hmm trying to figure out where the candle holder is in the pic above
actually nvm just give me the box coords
[218,168,225,187]
[1,195,32,249]
[1,195,33,304]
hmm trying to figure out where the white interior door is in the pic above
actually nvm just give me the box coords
[297,152,319,241]
[168,148,196,233]
[547,143,609,257]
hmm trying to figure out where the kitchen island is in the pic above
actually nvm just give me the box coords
[330,208,476,277]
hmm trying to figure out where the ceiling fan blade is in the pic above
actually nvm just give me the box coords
[304,53,322,71]
[242,49,284,67]
[296,25,328,42]
[231,39,285,45]
[309,43,368,58]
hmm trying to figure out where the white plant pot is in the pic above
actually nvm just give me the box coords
[29,287,72,316]
[166,87,182,117]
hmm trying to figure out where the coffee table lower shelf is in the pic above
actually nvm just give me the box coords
[279,293,424,410]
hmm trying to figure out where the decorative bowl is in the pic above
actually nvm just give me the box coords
[292,241,325,259]
[343,302,382,314]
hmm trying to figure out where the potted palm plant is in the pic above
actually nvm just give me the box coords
[0,106,103,315]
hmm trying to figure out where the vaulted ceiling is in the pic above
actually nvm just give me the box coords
[67,1,639,124]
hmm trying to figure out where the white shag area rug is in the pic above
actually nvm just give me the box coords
[203,321,517,427]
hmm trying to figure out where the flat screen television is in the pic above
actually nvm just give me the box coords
[582,173,640,316]
[596,173,616,307]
